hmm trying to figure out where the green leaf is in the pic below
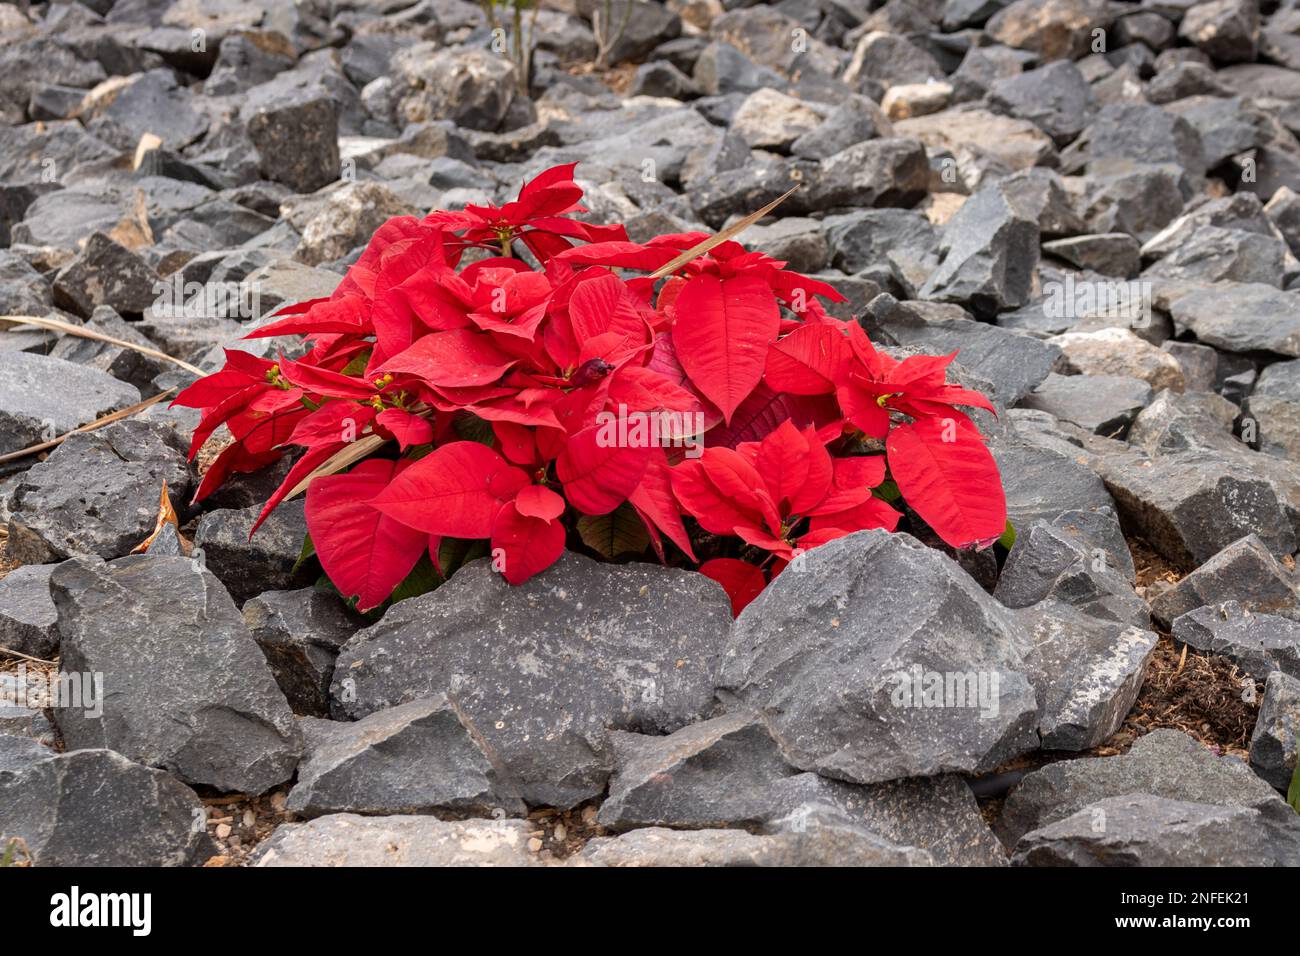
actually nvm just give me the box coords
[873,478,900,503]
[389,554,443,605]
[1288,738,1300,814]
[577,503,650,559]
[437,537,491,577]
[453,412,495,446]
[341,350,373,378]
[292,534,317,574]
[997,519,1017,551]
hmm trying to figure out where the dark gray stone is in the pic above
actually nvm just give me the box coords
[1173,601,1300,681]
[1012,793,1300,866]
[1250,670,1300,790]
[719,530,1039,785]
[242,587,358,718]
[51,232,161,318]
[991,441,1117,529]
[1150,534,1297,629]
[1179,0,1260,64]
[1000,729,1290,844]
[989,60,1093,145]
[193,501,311,607]
[49,554,301,794]
[809,138,931,211]
[286,696,526,818]
[6,421,192,565]
[1165,282,1300,357]
[242,87,340,194]
[1020,373,1152,436]
[0,564,60,659]
[0,742,216,866]
[329,552,732,807]
[0,351,142,457]
[1042,234,1140,278]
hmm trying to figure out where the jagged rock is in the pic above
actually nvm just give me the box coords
[823,210,937,291]
[1097,451,1297,567]
[790,99,892,160]
[991,441,1116,528]
[51,233,161,318]
[242,86,340,194]
[919,180,1040,317]
[1164,282,1300,357]
[1172,601,1300,680]
[394,45,516,132]
[1012,793,1300,866]
[985,0,1114,62]
[630,60,699,100]
[808,137,930,210]
[83,69,208,151]
[294,182,421,266]
[1179,0,1260,64]
[1020,373,1152,436]
[242,587,358,718]
[741,218,828,274]
[1051,328,1185,392]
[730,88,823,150]
[988,61,1092,144]
[1250,671,1300,790]
[252,814,540,866]
[1082,166,1186,242]
[895,109,1055,183]
[1162,341,1218,392]
[1018,601,1158,750]
[50,307,171,395]
[330,552,732,807]
[0,351,141,457]
[6,421,191,565]
[844,32,944,92]
[0,742,215,866]
[193,501,311,607]
[1126,389,1241,457]
[1042,234,1140,277]
[995,508,1147,627]
[596,711,1006,865]
[719,530,1039,785]
[286,696,526,818]
[1000,729,1291,844]
[1146,225,1286,287]
[0,564,60,659]
[1150,534,1297,629]
[49,555,301,794]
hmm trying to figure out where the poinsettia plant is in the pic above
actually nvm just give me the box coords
[174,164,1007,616]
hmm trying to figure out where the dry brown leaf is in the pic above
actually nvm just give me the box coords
[131,479,179,554]
[647,185,799,280]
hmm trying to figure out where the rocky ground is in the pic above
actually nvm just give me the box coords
[2,0,1300,867]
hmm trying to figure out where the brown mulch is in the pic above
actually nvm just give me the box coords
[200,788,294,867]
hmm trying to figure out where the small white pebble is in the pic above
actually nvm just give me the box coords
[527,837,543,853]
[215,823,232,840]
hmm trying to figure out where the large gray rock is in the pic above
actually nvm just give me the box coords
[988,60,1093,145]
[241,86,340,193]
[252,814,541,866]
[999,729,1291,844]
[719,530,1040,785]
[1179,0,1260,64]
[810,137,931,210]
[0,741,216,867]
[1164,282,1300,357]
[0,351,141,456]
[49,555,301,794]
[393,45,517,132]
[1018,601,1159,750]
[1126,389,1243,457]
[287,696,526,818]
[596,711,1006,865]
[0,563,60,659]
[1097,451,1297,568]
[919,181,1041,317]
[329,552,732,807]
[995,508,1147,628]
[6,421,193,565]
[1250,670,1300,790]
[1019,373,1152,436]
[1172,601,1300,681]
[1149,534,1298,629]
[1012,793,1300,866]
[242,587,357,717]
[52,233,161,318]
[992,441,1117,529]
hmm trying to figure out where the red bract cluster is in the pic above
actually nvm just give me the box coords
[175,164,1008,615]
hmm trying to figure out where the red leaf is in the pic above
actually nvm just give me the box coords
[306,459,429,611]
[375,408,434,449]
[764,324,850,395]
[490,500,566,585]
[370,441,529,537]
[379,329,516,387]
[698,558,766,617]
[627,447,696,561]
[671,274,780,424]
[886,417,1007,549]
[514,484,565,521]
[556,425,652,515]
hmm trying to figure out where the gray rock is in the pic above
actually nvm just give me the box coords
[1000,728,1290,844]
[992,441,1117,528]
[0,743,215,866]
[1082,166,1187,242]
[575,821,932,867]
[742,217,828,274]
[597,712,1007,865]
[1162,341,1218,392]
[919,181,1040,317]
[0,564,60,659]
[242,86,340,194]
[996,509,1147,627]
[193,501,311,607]
[252,814,540,867]
[1097,450,1297,567]
[719,530,1039,785]
[330,552,732,807]
[1126,389,1243,457]
[1173,601,1300,681]
[1145,225,1287,287]
[1250,670,1300,790]
[52,233,161,318]
[1019,601,1159,750]
[394,45,516,132]
[1179,0,1260,64]
[630,60,699,100]
[6,421,192,565]
[242,587,358,717]
[0,351,142,456]
[50,307,171,395]
[985,0,1114,61]
[286,696,526,818]
[1150,534,1297,629]
[1164,282,1300,357]
[989,60,1093,145]
[810,137,931,211]
[1000,167,1086,239]
[1012,793,1300,866]
[1244,393,1300,461]
[790,99,891,160]
[86,69,208,151]
[49,554,301,794]
[1020,373,1152,436]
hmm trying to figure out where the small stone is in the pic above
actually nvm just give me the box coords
[1051,328,1185,392]
[1020,373,1153,436]
[1172,602,1300,681]
[242,87,340,194]
[0,564,60,659]
[1250,671,1300,790]
[1042,234,1140,277]
[193,501,312,607]
[52,233,161,318]
[1150,534,1298,629]
[242,588,358,717]
[881,81,953,120]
